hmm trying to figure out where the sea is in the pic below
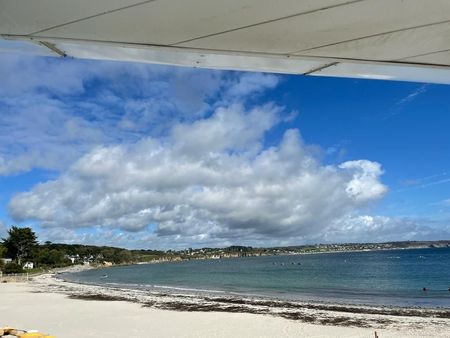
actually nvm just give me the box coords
[64,247,450,308]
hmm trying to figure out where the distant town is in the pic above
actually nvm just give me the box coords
[159,240,450,262]
[1,226,449,274]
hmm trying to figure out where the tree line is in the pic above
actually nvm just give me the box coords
[0,226,165,274]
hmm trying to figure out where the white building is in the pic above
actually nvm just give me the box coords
[23,262,34,269]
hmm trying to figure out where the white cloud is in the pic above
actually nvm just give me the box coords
[32,214,450,250]
[9,103,387,243]
[0,53,283,176]
[319,215,450,244]
[225,73,279,98]
[0,93,106,175]
[171,103,280,157]
[339,160,387,202]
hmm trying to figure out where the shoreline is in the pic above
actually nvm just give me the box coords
[36,270,450,328]
[1,270,449,337]
[59,248,450,310]
[60,269,450,310]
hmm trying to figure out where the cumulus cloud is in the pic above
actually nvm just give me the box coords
[5,48,428,247]
[9,102,387,243]
[1,53,279,176]
[171,103,280,156]
[338,160,387,202]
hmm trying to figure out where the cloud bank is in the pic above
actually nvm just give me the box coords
[9,102,387,244]
[3,52,446,248]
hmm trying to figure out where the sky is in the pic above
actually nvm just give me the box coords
[0,46,449,249]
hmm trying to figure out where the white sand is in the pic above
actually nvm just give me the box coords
[1,279,448,338]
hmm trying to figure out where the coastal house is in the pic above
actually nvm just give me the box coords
[65,254,79,264]
[23,262,34,269]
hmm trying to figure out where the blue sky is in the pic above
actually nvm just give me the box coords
[0,48,449,249]
[274,77,450,217]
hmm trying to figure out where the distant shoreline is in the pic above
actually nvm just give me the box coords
[108,244,449,266]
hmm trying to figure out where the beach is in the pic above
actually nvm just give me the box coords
[0,271,449,338]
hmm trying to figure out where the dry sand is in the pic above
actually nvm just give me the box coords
[1,273,449,338]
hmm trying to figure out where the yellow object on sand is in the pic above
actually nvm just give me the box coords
[1,327,55,338]
[18,333,56,338]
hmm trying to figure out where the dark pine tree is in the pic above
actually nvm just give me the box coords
[2,226,38,265]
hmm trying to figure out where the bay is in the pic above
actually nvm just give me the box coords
[64,247,450,308]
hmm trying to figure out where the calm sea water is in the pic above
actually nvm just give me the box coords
[65,248,450,308]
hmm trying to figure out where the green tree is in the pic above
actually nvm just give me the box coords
[102,249,133,264]
[3,262,24,274]
[113,249,132,264]
[2,226,38,265]
[36,248,69,267]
